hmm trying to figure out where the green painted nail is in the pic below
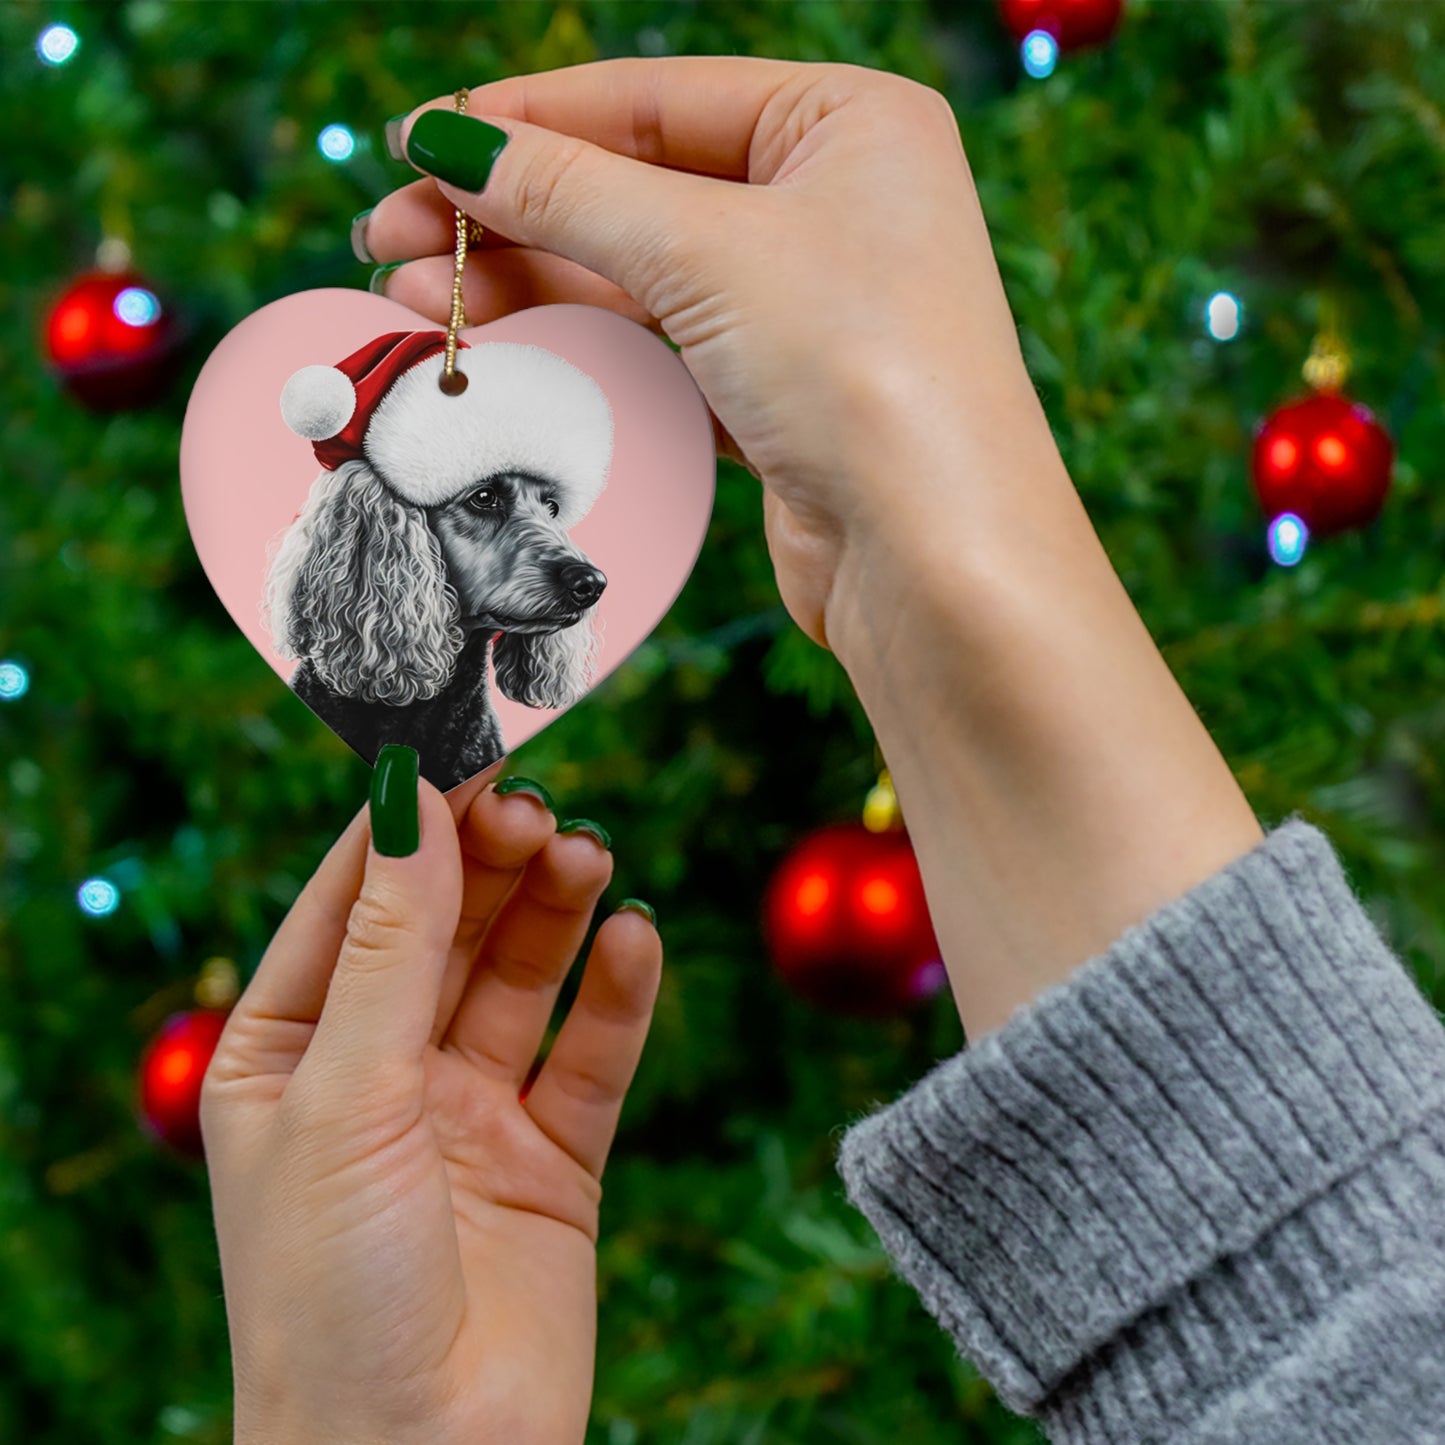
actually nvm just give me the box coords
[617,898,656,926]
[384,113,409,162]
[559,818,612,851]
[369,261,405,296]
[350,208,375,264]
[370,745,419,857]
[405,110,509,192]
[494,775,555,812]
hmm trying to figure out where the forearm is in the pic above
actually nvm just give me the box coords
[825,380,1262,1040]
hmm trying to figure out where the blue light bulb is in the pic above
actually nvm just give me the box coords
[114,287,162,328]
[1022,30,1059,79]
[78,878,121,917]
[1267,512,1309,567]
[0,660,29,701]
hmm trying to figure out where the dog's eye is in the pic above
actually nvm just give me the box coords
[543,496,559,519]
[466,487,500,512]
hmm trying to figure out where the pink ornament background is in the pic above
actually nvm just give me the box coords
[181,291,715,761]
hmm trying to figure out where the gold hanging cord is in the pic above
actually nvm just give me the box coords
[439,88,481,395]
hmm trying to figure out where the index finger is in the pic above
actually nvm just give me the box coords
[417,55,810,182]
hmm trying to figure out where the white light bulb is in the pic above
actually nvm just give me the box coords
[318,124,356,162]
[38,24,79,66]
[1205,291,1242,342]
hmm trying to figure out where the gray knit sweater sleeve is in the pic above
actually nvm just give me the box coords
[836,818,1445,1443]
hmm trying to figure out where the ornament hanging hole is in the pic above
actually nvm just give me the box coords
[438,370,468,396]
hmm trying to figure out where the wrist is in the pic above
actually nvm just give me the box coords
[822,372,1080,683]
[822,409,1262,1039]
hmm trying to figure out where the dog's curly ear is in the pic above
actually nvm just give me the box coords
[263,459,462,704]
[492,609,601,710]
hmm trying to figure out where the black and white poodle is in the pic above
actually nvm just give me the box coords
[263,331,613,791]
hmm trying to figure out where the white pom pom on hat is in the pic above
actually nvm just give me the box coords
[278,331,448,464]
[279,364,356,441]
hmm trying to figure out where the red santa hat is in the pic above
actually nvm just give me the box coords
[278,329,613,527]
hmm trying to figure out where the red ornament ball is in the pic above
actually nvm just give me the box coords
[763,822,945,1017]
[998,0,1124,50]
[137,1009,230,1157]
[1251,392,1394,537]
[44,269,183,410]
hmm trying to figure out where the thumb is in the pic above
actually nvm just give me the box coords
[397,106,732,316]
[303,746,463,1088]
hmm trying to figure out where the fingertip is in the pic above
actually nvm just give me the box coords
[366,751,458,872]
[369,256,454,324]
[369,744,420,858]
[544,824,616,891]
[385,111,410,162]
[458,774,558,870]
[358,766,464,950]
[444,760,505,824]
[598,903,664,972]
[614,897,657,929]
[592,907,665,1007]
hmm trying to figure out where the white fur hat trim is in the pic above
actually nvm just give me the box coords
[363,344,613,527]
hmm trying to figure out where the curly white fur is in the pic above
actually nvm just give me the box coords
[493,606,603,709]
[263,459,463,705]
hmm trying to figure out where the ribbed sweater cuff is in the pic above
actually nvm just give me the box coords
[836,817,1445,1430]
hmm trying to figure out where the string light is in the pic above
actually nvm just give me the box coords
[37,24,79,66]
[113,286,162,328]
[1205,291,1242,341]
[1022,30,1059,78]
[0,660,29,701]
[317,124,356,162]
[77,877,121,917]
[1267,512,1309,567]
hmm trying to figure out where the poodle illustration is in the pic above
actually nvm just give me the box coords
[264,330,613,791]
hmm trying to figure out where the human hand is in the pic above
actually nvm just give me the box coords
[201,753,661,1445]
[361,57,1062,658]
[361,60,1261,1045]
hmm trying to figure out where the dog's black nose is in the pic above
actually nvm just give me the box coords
[558,562,607,608]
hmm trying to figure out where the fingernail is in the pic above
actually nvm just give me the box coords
[617,898,656,926]
[384,113,409,162]
[369,261,405,296]
[405,110,509,192]
[371,745,420,857]
[494,775,555,812]
[558,818,612,851]
[350,208,375,264]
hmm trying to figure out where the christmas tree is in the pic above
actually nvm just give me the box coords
[2,3,1443,1442]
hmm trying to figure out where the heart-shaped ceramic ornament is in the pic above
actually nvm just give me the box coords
[180,290,715,792]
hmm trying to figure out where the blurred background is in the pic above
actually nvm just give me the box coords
[2,2,1443,1442]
